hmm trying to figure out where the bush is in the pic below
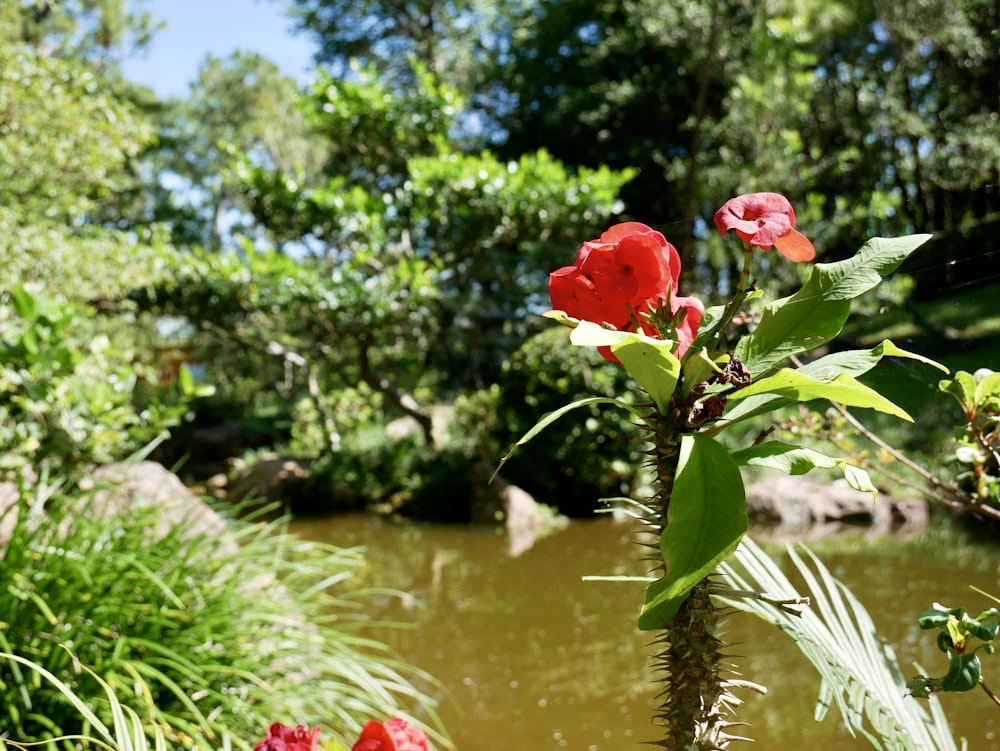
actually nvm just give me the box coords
[0,286,207,471]
[488,327,648,516]
[0,472,443,748]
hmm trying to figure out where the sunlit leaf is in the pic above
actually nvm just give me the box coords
[731,442,841,474]
[728,369,912,421]
[638,434,746,629]
[735,235,932,377]
[939,371,977,419]
[720,340,942,427]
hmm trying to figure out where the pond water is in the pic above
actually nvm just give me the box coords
[290,514,1000,751]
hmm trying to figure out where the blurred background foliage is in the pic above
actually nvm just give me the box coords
[3,1,1000,746]
[2,0,999,517]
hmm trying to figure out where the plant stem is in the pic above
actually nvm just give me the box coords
[825,393,1000,522]
[706,246,754,353]
[647,413,735,749]
[980,676,1000,709]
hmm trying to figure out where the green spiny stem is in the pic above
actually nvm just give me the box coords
[646,413,739,750]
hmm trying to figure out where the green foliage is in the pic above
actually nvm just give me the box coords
[286,0,519,94]
[491,327,645,514]
[639,434,746,628]
[732,235,932,378]
[233,54,635,388]
[0,477,443,748]
[0,0,161,64]
[908,603,999,696]
[311,61,461,188]
[0,48,150,221]
[719,538,960,751]
[0,286,205,469]
[139,51,326,249]
[938,368,1000,509]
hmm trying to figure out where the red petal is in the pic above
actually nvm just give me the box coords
[598,222,658,244]
[773,229,816,262]
[613,234,666,300]
[715,193,794,241]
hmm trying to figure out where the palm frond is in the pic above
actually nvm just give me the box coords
[716,536,963,751]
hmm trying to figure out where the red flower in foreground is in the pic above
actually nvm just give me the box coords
[549,222,704,360]
[714,192,816,262]
[254,723,320,751]
[352,717,433,751]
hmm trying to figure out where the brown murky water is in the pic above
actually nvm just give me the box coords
[291,514,1000,750]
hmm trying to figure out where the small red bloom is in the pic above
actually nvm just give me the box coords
[714,192,816,262]
[352,717,432,751]
[254,723,321,751]
[549,222,703,360]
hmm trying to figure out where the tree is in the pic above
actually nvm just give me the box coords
[281,0,526,117]
[495,0,744,236]
[0,0,160,69]
[136,51,327,249]
[238,61,633,387]
[0,46,163,298]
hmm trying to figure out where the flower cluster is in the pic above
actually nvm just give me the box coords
[548,222,705,360]
[352,718,432,751]
[254,723,322,751]
[549,193,814,362]
[253,718,432,751]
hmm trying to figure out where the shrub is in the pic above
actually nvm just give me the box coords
[489,327,648,516]
[0,472,443,748]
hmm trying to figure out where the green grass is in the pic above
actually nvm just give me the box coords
[0,471,446,749]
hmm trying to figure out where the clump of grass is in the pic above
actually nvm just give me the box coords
[0,470,445,749]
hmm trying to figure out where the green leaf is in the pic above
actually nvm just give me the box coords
[493,396,647,481]
[720,340,941,427]
[690,303,726,349]
[974,372,1000,412]
[178,363,196,395]
[941,652,981,693]
[841,464,877,498]
[731,441,841,475]
[609,338,680,415]
[735,235,932,377]
[568,321,681,414]
[727,369,913,421]
[939,371,977,418]
[11,286,38,321]
[638,434,747,629]
[731,441,876,496]
[681,348,723,397]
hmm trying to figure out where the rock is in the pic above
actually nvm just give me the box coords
[226,454,312,508]
[384,405,453,447]
[467,461,563,556]
[745,474,929,531]
[0,461,238,555]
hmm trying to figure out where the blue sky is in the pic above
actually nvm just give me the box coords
[121,0,317,98]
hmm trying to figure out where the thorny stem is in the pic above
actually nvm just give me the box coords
[646,412,741,750]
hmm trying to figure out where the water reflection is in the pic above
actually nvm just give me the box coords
[290,514,999,751]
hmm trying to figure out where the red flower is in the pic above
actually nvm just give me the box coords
[352,717,432,751]
[254,723,321,751]
[549,222,703,360]
[713,192,816,262]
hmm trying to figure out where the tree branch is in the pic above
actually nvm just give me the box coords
[356,334,436,449]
